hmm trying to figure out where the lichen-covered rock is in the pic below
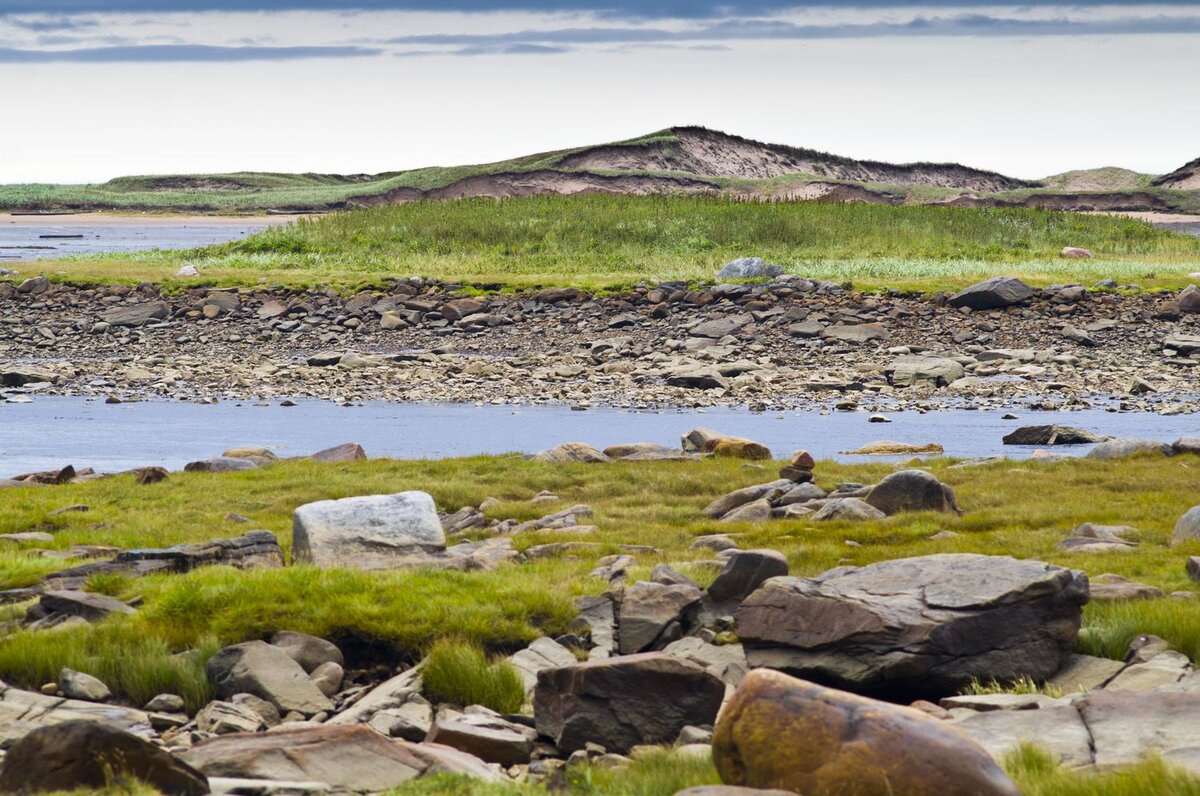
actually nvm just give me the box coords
[736,554,1088,699]
[712,670,1019,796]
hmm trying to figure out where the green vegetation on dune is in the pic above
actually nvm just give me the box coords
[39,195,1200,291]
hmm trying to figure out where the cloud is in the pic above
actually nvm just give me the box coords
[4,15,99,31]
[2,1,1200,18]
[0,44,382,61]
[383,13,1200,49]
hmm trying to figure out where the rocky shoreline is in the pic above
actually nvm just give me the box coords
[2,273,1199,413]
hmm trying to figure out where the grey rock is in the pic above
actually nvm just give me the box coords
[703,480,792,519]
[736,554,1088,699]
[776,482,827,505]
[953,705,1093,769]
[509,637,579,694]
[707,549,788,604]
[39,590,135,621]
[1081,690,1200,773]
[270,631,344,674]
[1163,333,1200,356]
[718,498,772,524]
[716,257,783,280]
[184,456,258,473]
[58,668,111,702]
[309,442,367,463]
[661,637,749,686]
[309,662,345,697]
[1056,523,1137,553]
[1172,506,1200,546]
[368,698,433,742]
[426,709,537,766]
[886,356,965,387]
[618,581,703,654]
[1047,654,1125,693]
[102,301,170,327]
[196,700,266,734]
[820,323,889,343]
[573,595,617,658]
[1001,425,1107,446]
[811,497,886,521]
[1086,438,1173,459]
[533,653,725,754]
[182,725,499,789]
[948,277,1036,310]
[533,442,610,463]
[292,491,446,570]
[864,469,960,516]
[1173,436,1200,456]
[145,693,187,713]
[206,640,333,717]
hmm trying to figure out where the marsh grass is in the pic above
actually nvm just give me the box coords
[22,195,1200,291]
[421,639,526,713]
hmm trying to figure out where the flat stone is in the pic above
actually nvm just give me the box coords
[292,491,446,570]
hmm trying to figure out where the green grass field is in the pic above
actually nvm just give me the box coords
[3,451,1200,792]
[27,195,1200,292]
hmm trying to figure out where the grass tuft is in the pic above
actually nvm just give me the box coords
[1005,744,1200,795]
[421,639,526,714]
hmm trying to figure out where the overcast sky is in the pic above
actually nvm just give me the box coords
[1,1,1197,183]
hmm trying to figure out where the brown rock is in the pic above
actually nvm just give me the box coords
[712,670,1019,796]
[0,720,209,795]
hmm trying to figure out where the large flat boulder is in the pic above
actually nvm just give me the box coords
[948,277,1035,310]
[181,725,498,790]
[712,670,1018,796]
[736,554,1088,699]
[886,356,964,387]
[533,653,724,754]
[1001,425,1107,446]
[617,582,703,654]
[292,491,446,569]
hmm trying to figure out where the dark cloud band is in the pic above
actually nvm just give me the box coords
[0,44,382,61]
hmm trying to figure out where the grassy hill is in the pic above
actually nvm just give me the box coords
[1,126,1195,214]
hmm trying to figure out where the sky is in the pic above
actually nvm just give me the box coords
[0,1,1197,183]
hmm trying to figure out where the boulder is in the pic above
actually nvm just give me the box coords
[712,670,1019,796]
[864,469,961,515]
[1056,523,1137,553]
[843,441,944,456]
[58,668,111,702]
[196,701,266,735]
[618,581,703,653]
[718,498,772,524]
[270,631,344,674]
[1173,436,1200,456]
[1086,438,1172,459]
[681,428,730,452]
[662,637,749,686]
[1088,573,1164,601]
[509,637,579,694]
[886,356,965,388]
[707,437,772,460]
[716,257,783,280]
[1079,690,1200,772]
[1061,247,1093,259]
[0,720,208,795]
[533,653,725,754]
[1001,425,1107,446]
[533,442,610,463]
[948,277,1036,310]
[309,442,367,463]
[206,641,333,716]
[292,491,446,569]
[39,590,135,621]
[735,554,1088,699]
[1172,506,1200,546]
[703,480,792,519]
[821,323,889,343]
[426,709,537,766]
[1180,285,1200,314]
[1163,333,1200,356]
[184,456,258,473]
[181,725,498,789]
[690,315,751,339]
[707,549,789,604]
[102,301,170,327]
[811,498,886,522]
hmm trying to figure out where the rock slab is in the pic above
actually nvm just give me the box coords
[292,491,446,569]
